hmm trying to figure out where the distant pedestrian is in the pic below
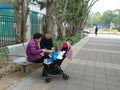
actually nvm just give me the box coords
[95,26,98,36]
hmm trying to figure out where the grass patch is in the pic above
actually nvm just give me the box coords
[10,64,21,72]
[0,74,2,79]
[83,33,88,38]
[0,48,8,58]
[0,48,9,68]
[0,58,6,68]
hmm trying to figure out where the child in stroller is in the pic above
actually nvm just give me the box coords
[42,40,72,83]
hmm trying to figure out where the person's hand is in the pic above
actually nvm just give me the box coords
[42,49,47,52]
[51,49,54,52]
[40,52,44,56]
[42,49,52,53]
[49,54,52,58]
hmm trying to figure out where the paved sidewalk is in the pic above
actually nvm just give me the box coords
[7,34,120,90]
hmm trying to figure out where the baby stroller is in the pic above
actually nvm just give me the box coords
[42,39,73,83]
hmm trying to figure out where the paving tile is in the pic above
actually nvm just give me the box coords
[81,80,94,88]
[106,71,117,76]
[95,77,107,84]
[95,70,106,75]
[49,87,63,90]
[70,72,83,80]
[50,80,67,89]
[107,79,120,87]
[85,69,95,74]
[95,73,106,79]
[106,75,118,81]
[94,83,108,90]
[84,72,95,77]
[64,84,79,90]
[108,85,120,90]
[79,86,93,90]
[95,67,105,71]
[75,67,85,71]
[67,78,81,85]
[68,69,83,73]
[83,76,94,82]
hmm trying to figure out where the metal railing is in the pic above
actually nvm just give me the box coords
[0,8,44,48]
[0,9,16,48]
[30,13,41,38]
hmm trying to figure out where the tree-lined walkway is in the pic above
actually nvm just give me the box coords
[7,34,120,90]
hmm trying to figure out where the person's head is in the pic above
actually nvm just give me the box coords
[51,46,57,52]
[45,33,51,40]
[33,33,43,42]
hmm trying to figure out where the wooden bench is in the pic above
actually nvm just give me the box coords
[6,43,32,73]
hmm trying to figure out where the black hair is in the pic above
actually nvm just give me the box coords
[33,33,43,39]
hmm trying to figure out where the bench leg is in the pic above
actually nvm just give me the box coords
[21,65,29,73]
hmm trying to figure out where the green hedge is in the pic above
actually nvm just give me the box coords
[53,36,80,49]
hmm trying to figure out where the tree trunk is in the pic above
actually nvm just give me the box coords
[14,1,22,43]
[14,0,29,43]
[67,21,77,36]
[56,20,64,39]
[46,0,55,33]
[21,0,26,43]
[46,6,51,33]
[21,0,29,43]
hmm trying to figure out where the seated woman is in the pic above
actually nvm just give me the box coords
[26,33,47,63]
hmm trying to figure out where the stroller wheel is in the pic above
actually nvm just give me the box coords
[45,77,51,83]
[63,74,69,80]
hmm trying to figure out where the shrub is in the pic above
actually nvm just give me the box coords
[10,64,21,72]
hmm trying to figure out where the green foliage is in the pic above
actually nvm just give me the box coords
[0,0,14,6]
[10,64,21,72]
[86,9,120,28]
[0,58,5,69]
[113,10,120,26]
[65,0,90,28]
[86,12,102,27]
[92,12,102,25]
[100,9,120,28]
[102,10,115,27]
[0,61,3,68]
[83,33,88,38]
[0,74,2,79]
[0,57,6,68]
[0,49,8,58]
[53,36,80,49]
[0,49,9,68]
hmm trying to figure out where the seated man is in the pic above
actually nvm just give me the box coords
[40,33,53,50]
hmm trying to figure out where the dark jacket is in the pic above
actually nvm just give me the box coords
[95,27,98,32]
[26,39,43,61]
[40,36,53,50]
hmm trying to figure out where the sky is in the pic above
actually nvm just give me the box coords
[91,0,120,13]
